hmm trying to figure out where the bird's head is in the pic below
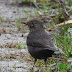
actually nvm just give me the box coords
[22,19,44,31]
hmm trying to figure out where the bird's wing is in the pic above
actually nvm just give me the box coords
[27,34,57,51]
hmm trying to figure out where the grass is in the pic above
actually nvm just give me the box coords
[17,0,72,71]
[57,63,72,72]
[17,43,27,49]
[14,63,16,69]
[55,27,72,58]
[54,27,72,72]
[16,16,21,29]
[0,17,3,24]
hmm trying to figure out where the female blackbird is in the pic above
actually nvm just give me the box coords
[23,19,57,63]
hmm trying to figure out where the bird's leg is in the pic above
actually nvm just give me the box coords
[34,58,37,65]
[44,58,48,67]
[44,58,47,62]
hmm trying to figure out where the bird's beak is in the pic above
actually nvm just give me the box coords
[21,21,28,25]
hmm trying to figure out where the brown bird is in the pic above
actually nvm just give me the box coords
[22,19,57,63]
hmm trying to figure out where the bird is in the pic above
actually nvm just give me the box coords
[22,19,57,64]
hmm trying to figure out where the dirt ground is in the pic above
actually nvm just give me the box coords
[0,0,36,72]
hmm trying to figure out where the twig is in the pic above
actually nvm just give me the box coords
[46,20,72,30]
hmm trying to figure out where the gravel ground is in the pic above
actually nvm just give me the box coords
[0,0,36,72]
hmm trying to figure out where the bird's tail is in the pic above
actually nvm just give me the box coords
[53,50,61,55]
[52,49,64,58]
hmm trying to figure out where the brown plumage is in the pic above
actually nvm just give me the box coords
[23,19,57,63]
